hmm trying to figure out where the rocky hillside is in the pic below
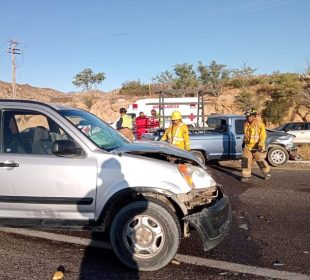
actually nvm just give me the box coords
[0,81,309,125]
[0,81,65,102]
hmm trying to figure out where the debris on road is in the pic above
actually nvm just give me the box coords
[272,260,284,267]
[257,215,269,222]
[171,259,181,265]
[239,224,249,230]
[52,265,65,280]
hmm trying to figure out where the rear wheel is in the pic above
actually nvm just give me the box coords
[110,200,181,271]
[267,146,289,166]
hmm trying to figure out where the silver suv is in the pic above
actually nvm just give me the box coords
[0,99,231,271]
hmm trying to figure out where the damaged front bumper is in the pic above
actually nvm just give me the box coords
[183,186,232,251]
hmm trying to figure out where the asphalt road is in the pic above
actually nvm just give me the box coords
[0,163,309,280]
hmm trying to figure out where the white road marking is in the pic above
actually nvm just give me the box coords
[0,227,112,250]
[175,254,310,280]
[1,227,309,280]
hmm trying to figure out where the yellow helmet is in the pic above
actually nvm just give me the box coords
[171,110,182,120]
[245,107,257,117]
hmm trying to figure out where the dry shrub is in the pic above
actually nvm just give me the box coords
[296,144,310,160]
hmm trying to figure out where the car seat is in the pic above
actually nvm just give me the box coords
[3,115,26,154]
[32,126,52,154]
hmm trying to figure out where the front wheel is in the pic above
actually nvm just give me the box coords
[267,146,289,166]
[110,200,181,271]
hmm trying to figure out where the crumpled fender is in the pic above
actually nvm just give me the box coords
[183,195,232,251]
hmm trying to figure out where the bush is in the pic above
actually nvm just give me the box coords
[262,73,303,124]
[82,94,97,110]
[262,99,290,125]
[119,80,149,97]
[235,91,253,111]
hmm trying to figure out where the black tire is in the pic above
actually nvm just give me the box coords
[191,150,206,165]
[110,200,181,271]
[267,146,289,166]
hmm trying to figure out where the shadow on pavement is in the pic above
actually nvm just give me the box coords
[78,158,142,279]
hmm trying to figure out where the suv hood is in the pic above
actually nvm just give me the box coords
[267,129,295,140]
[266,129,295,146]
[114,140,202,166]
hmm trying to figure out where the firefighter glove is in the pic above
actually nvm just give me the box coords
[242,141,245,148]
[258,146,263,152]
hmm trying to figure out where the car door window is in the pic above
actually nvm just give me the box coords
[207,118,227,132]
[288,123,302,131]
[1,110,79,155]
[235,119,245,134]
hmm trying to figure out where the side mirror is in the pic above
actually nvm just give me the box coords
[52,140,82,156]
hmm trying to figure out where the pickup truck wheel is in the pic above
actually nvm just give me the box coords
[267,146,289,166]
[191,150,206,165]
[110,200,181,271]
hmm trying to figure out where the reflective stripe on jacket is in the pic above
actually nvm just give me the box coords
[160,122,190,150]
[244,120,266,150]
[121,114,133,129]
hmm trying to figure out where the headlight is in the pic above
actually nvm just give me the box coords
[178,164,217,189]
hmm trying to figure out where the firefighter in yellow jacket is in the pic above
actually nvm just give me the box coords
[116,108,134,141]
[241,108,271,182]
[160,110,190,150]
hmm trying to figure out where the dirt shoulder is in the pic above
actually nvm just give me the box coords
[296,144,310,161]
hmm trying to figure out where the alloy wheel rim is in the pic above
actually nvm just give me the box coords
[123,214,165,259]
[271,150,285,164]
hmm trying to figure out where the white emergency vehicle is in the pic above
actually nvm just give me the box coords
[127,97,205,128]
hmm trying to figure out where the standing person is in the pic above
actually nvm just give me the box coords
[135,111,149,140]
[160,110,190,151]
[149,109,160,129]
[116,108,134,141]
[241,108,271,182]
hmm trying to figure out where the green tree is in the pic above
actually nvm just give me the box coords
[235,91,254,111]
[301,64,310,107]
[232,63,259,113]
[263,73,302,124]
[152,70,175,88]
[262,100,289,125]
[153,63,199,96]
[230,63,257,91]
[119,80,149,97]
[173,63,198,90]
[82,94,97,110]
[73,68,105,90]
[197,60,230,96]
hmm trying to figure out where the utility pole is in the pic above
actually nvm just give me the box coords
[8,40,21,99]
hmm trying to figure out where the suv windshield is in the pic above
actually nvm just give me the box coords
[59,109,129,151]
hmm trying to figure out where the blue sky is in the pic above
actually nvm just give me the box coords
[0,0,309,93]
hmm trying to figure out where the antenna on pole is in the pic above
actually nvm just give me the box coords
[8,40,22,99]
